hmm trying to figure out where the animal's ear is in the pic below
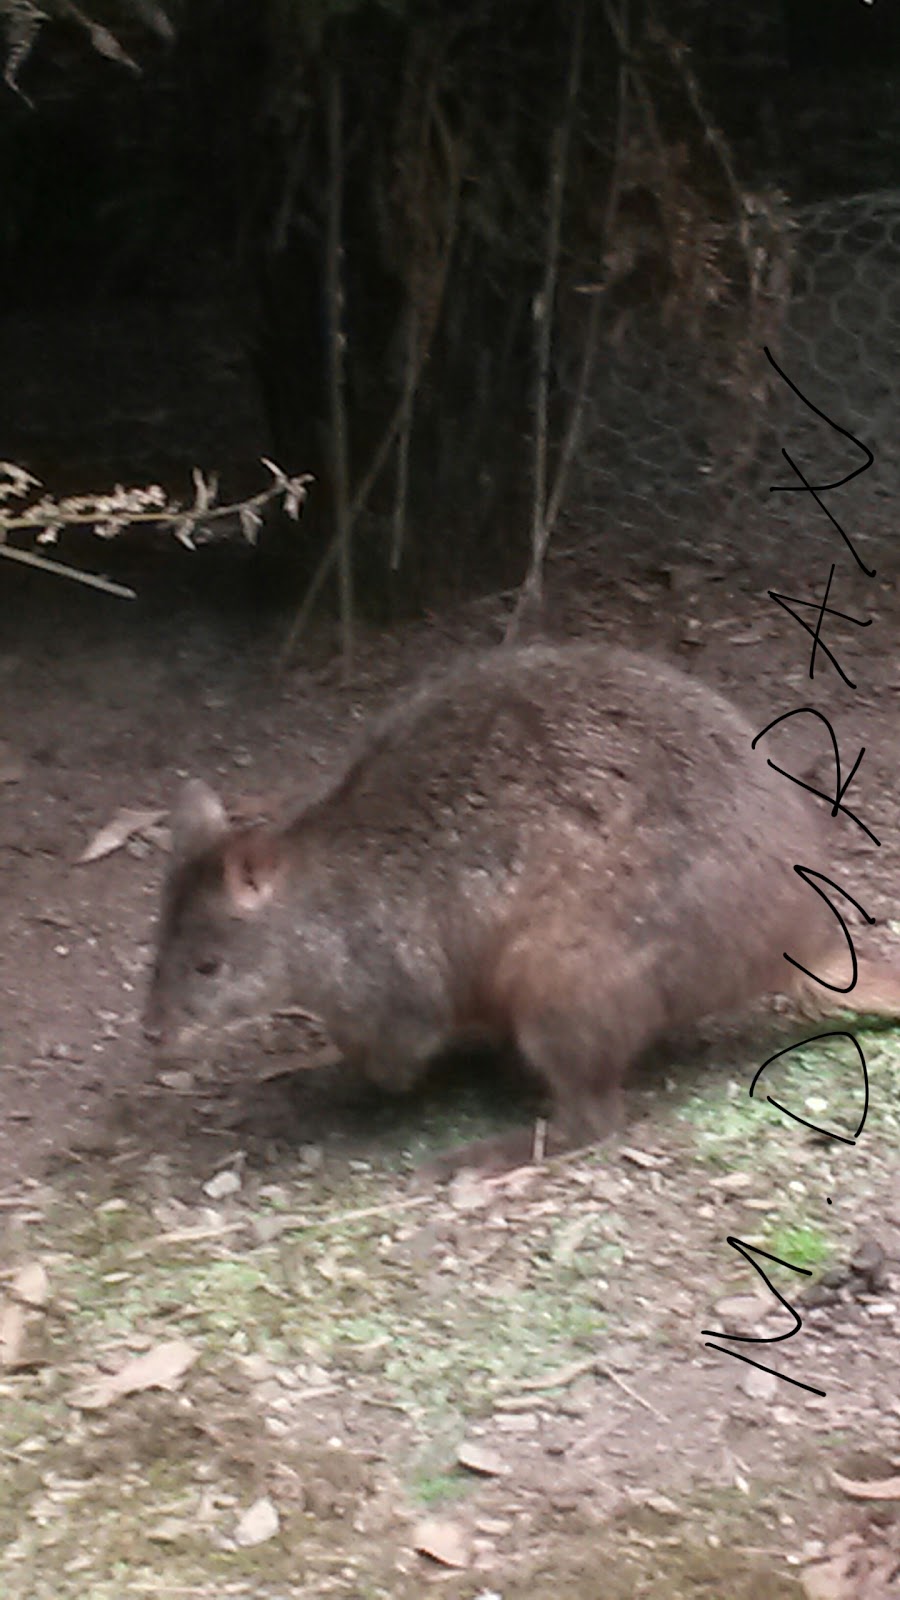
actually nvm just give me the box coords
[171,779,229,859]
[222,829,284,914]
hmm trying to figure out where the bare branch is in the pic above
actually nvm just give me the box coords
[538,1,631,545]
[0,461,312,598]
[52,0,140,72]
[280,89,463,666]
[0,542,136,598]
[325,66,354,678]
[390,305,419,572]
[507,0,585,641]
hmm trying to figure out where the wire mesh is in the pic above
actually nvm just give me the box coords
[565,188,900,577]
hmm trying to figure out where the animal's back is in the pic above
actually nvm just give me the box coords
[310,641,832,1002]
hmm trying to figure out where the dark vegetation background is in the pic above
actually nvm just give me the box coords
[3,0,900,632]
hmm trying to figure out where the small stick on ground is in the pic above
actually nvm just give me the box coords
[511,1352,669,1421]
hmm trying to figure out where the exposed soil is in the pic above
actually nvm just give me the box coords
[2,521,900,1597]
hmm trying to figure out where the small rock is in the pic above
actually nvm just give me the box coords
[741,1365,778,1402]
[11,1262,49,1308]
[158,1070,194,1093]
[203,1169,242,1200]
[234,1497,279,1547]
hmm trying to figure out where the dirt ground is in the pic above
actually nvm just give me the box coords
[2,522,900,1598]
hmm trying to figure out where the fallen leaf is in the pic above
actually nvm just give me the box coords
[515,1353,597,1391]
[642,1492,681,1516]
[78,807,166,863]
[728,628,770,646]
[800,1553,855,1599]
[712,1294,769,1330]
[203,1169,242,1200]
[494,1411,539,1433]
[235,1497,280,1547]
[0,1300,26,1368]
[11,1261,49,1307]
[457,1441,509,1477]
[69,1337,198,1410]
[148,1517,194,1543]
[488,1164,539,1199]
[740,1366,778,1402]
[158,1070,194,1093]
[447,1170,492,1211]
[413,1516,470,1568]
[831,1468,900,1501]
[709,1171,756,1192]
[619,1146,665,1169]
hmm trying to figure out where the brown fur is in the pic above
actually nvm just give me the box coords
[144,640,880,1163]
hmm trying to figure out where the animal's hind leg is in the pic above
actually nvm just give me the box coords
[418,932,659,1180]
[503,920,662,1147]
[417,1002,630,1183]
[512,1002,629,1151]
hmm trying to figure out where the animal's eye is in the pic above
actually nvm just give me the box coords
[195,956,222,978]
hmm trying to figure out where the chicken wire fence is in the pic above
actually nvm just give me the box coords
[566,189,900,572]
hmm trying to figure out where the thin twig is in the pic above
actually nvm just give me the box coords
[507,0,584,641]
[603,0,632,235]
[280,99,461,665]
[146,1191,434,1251]
[301,1192,434,1229]
[0,544,136,599]
[597,1362,669,1419]
[277,537,338,668]
[529,120,565,568]
[538,4,631,539]
[276,392,403,658]
[601,0,670,214]
[649,18,751,268]
[325,67,353,678]
[390,304,419,572]
[541,292,600,542]
[509,1352,668,1419]
[512,1352,600,1391]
